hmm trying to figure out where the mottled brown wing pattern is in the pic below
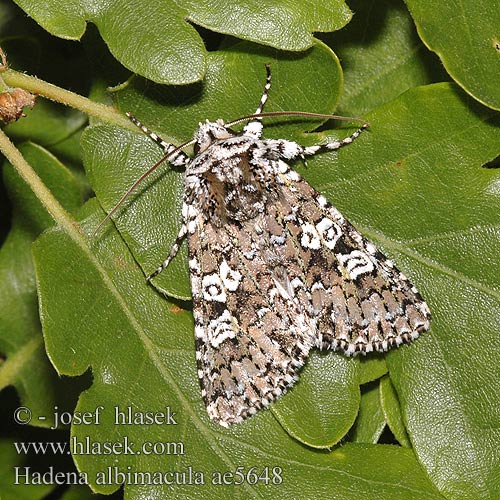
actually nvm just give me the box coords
[275,162,431,355]
[188,208,317,426]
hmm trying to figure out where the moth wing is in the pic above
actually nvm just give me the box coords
[188,211,316,427]
[276,162,431,355]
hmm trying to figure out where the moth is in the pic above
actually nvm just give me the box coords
[104,66,431,427]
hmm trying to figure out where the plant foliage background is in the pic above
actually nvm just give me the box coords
[0,0,499,499]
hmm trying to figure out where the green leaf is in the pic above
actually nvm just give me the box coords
[357,356,388,385]
[380,375,411,447]
[404,0,500,110]
[12,0,352,84]
[306,84,500,243]
[60,485,111,500]
[350,381,386,444]
[323,0,448,116]
[0,143,84,426]
[0,0,93,95]
[0,438,55,500]
[273,352,359,449]
[83,40,342,300]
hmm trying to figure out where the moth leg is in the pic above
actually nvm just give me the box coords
[126,112,189,166]
[301,123,368,157]
[243,63,272,139]
[253,63,272,115]
[146,201,189,281]
[147,213,188,281]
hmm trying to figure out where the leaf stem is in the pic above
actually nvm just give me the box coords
[1,68,134,130]
[0,76,8,92]
[0,128,80,236]
[0,337,42,389]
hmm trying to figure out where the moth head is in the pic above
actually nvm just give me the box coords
[194,119,233,154]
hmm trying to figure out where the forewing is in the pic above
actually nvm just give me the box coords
[276,162,431,355]
[188,210,316,427]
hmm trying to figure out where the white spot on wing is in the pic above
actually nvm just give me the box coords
[286,169,300,182]
[278,160,289,173]
[282,141,300,159]
[300,222,321,249]
[208,309,236,347]
[244,121,262,136]
[365,242,376,254]
[337,250,374,280]
[220,261,242,291]
[202,273,226,302]
[316,217,341,249]
[317,195,328,207]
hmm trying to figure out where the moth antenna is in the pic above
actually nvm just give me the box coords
[92,137,196,237]
[226,111,369,128]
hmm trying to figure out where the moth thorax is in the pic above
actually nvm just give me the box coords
[194,119,233,154]
[205,159,270,222]
[222,186,267,221]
